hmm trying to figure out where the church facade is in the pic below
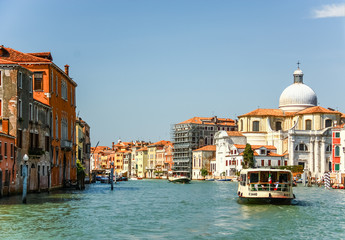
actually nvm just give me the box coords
[238,67,345,179]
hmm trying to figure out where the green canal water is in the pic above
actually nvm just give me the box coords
[0,180,345,239]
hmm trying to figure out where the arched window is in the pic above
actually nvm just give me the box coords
[305,120,312,130]
[252,121,260,132]
[240,120,243,131]
[335,146,340,157]
[275,121,282,131]
[326,145,332,152]
[295,143,308,151]
[325,119,332,128]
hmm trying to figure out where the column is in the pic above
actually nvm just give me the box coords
[289,136,295,166]
[310,137,314,176]
[320,138,325,175]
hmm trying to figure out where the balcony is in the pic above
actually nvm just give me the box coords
[61,139,73,151]
[29,147,45,157]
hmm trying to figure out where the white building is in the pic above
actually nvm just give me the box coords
[238,66,345,179]
[214,131,246,177]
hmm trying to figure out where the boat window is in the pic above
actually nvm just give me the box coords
[278,173,289,183]
[240,174,246,186]
[260,172,269,182]
[249,172,259,183]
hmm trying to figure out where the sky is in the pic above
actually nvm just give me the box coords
[1,0,345,146]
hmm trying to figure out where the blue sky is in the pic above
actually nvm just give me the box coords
[1,0,345,146]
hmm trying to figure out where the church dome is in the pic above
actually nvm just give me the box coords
[279,67,317,112]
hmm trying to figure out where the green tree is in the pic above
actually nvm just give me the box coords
[200,168,208,177]
[242,144,255,168]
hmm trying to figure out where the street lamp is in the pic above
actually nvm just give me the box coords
[110,162,114,190]
[22,154,29,204]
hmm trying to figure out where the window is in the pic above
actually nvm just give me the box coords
[35,133,39,148]
[260,149,266,155]
[0,70,2,86]
[10,143,13,158]
[34,72,43,90]
[18,71,22,88]
[56,75,58,96]
[45,136,50,152]
[34,105,38,122]
[335,146,340,157]
[4,142,7,158]
[51,71,54,93]
[18,99,22,118]
[29,103,33,121]
[325,119,332,128]
[268,160,271,166]
[278,160,281,166]
[261,160,264,166]
[61,79,67,100]
[29,76,32,93]
[295,143,308,151]
[305,120,312,130]
[55,115,59,139]
[326,145,332,152]
[335,132,340,138]
[56,149,59,165]
[240,120,243,131]
[253,121,259,132]
[0,99,2,116]
[29,132,34,148]
[18,130,22,148]
[276,121,282,131]
[0,141,2,156]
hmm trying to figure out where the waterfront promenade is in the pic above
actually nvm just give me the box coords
[0,180,344,239]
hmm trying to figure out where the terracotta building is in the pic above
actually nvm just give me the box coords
[0,45,77,189]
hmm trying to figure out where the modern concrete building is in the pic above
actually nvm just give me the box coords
[172,116,237,177]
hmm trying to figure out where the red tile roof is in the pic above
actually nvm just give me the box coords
[296,106,342,115]
[226,131,244,136]
[178,117,235,126]
[0,46,51,63]
[193,145,216,152]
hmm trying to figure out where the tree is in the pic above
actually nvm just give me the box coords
[200,168,208,177]
[242,144,255,169]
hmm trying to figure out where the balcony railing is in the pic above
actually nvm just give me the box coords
[29,147,45,156]
[61,139,73,151]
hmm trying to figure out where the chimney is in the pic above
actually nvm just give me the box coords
[64,64,69,76]
[2,118,9,134]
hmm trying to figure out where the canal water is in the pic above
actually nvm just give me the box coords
[0,180,345,239]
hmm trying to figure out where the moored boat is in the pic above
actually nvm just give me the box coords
[168,176,191,184]
[237,168,295,204]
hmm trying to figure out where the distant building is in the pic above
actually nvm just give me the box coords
[214,131,247,177]
[238,67,345,179]
[146,140,171,178]
[76,117,91,182]
[331,124,345,184]
[192,145,216,180]
[172,116,237,177]
[136,147,148,178]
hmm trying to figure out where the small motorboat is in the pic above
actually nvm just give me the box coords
[168,176,191,184]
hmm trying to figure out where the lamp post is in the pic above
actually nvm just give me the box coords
[22,154,29,204]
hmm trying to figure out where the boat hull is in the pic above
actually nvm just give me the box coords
[238,196,293,205]
[168,177,191,184]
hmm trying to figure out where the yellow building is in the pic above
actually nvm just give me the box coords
[136,147,148,178]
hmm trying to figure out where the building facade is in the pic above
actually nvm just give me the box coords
[238,67,345,179]
[172,116,237,177]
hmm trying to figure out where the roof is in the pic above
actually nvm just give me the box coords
[238,108,294,117]
[0,46,51,63]
[0,59,18,65]
[193,145,216,152]
[178,116,235,126]
[233,144,277,150]
[137,147,148,151]
[148,140,171,147]
[27,52,53,61]
[296,106,342,115]
[239,106,344,118]
[226,131,244,137]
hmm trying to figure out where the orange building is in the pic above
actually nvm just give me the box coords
[0,120,16,196]
[1,46,77,188]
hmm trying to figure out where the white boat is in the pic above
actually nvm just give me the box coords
[237,168,295,204]
[168,176,191,184]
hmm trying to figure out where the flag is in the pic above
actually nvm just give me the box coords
[269,173,272,184]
